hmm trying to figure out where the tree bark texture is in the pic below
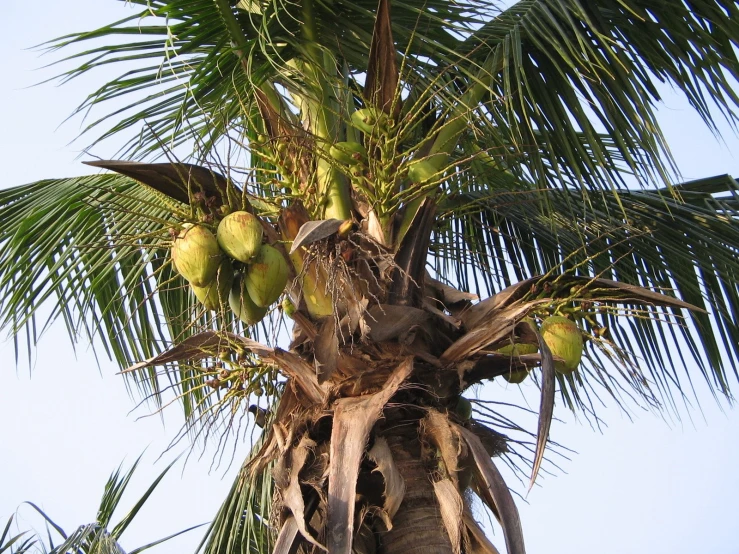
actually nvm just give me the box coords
[379,434,453,554]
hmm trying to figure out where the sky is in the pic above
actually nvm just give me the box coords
[2,1,739,553]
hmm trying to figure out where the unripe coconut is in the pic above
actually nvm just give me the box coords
[541,316,583,374]
[172,224,222,287]
[455,397,472,420]
[281,296,297,318]
[217,211,263,263]
[244,245,289,308]
[329,141,368,166]
[502,368,531,384]
[496,341,538,383]
[229,274,268,325]
[191,260,234,311]
[351,107,388,134]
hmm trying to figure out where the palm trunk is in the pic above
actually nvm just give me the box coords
[379,434,453,554]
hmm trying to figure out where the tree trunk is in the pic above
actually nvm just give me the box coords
[379,434,453,554]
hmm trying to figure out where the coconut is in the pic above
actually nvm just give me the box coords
[281,296,297,318]
[217,211,263,263]
[329,141,368,166]
[350,107,389,134]
[191,260,234,311]
[496,341,538,383]
[244,245,289,308]
[541,315,583,374]
[229,274,268,325]
[455,397,472,420]
[171,224,222,287]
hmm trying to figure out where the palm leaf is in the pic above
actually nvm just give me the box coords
[15,458,204,554]
[435,167,739,413]
[452,0,739,194]
[0,174,233,422]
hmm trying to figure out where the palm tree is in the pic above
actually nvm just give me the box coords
[2,457,202,554]
[3,0,739,552]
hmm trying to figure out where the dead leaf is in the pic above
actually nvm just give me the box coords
[290,219,345,254]
[364,0,400,115]
[462,275,703,330]
[422,410,463,488]
[284,435,325,550]
[530,325,556,490]
[84,160,230,206]
[121,331,269,373]
[389,198,436,306]
[456,425,526,554]
[433,479,465,554]
[367,304,430,342]
[441,303,535,364]
[314,317,339,383]
[367,436,405,526]
[463,509,501,554]
[426,275,479,305]
[326,358,414,554]
[272,515,300,554]
[123,332,326,406]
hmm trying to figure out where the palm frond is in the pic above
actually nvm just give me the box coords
[434,167,739,413]
[0,174,240,424]
[0,174,182,368]
[196,455,274,554]
[452,0,739,194]
[11,457,202,554]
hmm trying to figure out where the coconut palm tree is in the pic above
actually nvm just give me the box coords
[3,0,739,552]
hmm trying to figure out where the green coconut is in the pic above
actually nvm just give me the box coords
[541,315,583,374]
[495,341,539,357]
[171,224,222,287]
[281,296,297,318]
[503,368,531,384]
[454,397,473,420]
[350,107,389,134]
[329,141,368,166]
[497,342,538,383]
[229,274,268,325]
[217,211,263,263]
[191,261,233,311]
[244,245,289,308]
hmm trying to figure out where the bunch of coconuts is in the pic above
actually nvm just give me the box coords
[496,316,584,384]
[171,210,288,325]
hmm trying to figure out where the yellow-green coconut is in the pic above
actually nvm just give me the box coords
[496,341,538,383]
[217,211,263,263]
[229,274,268,325]
[191,260,233,311]
[172,224,222,287]
[541,315,583,374]
[244,245,289,308]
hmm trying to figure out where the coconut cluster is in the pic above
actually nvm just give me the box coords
[171,210,288,324]
[496,315,584,384]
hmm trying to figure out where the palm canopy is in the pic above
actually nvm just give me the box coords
[3,0,739,552]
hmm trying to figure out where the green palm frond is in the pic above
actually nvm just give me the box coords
[10,457,202,554]
[1,516,36,554]
[435,167,739,412]
[452,0,739,193]
[196,454,274,554]
[0,175,215,415]
[0,174,185,367]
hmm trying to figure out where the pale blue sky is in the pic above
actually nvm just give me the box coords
[2,2,739,553]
